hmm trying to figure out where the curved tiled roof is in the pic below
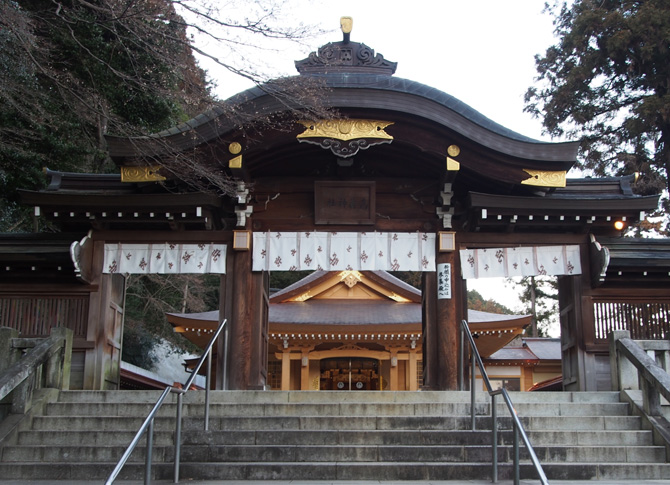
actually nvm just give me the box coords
[107,73,578,164]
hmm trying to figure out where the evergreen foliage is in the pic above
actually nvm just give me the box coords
[0,0,211,231]
[525,0,670,229]
[122,274,218,369]
[269,271,314,291]
[0,0,324,232]
[507,276,558,337]
[467,289,516,315]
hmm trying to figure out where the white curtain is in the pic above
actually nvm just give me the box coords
[103,243,227,274]
[252,232,436,271]
[459,245,581,279]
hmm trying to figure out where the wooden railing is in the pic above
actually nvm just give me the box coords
[593,300,670,341]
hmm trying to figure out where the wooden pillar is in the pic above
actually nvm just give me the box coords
[248,271,269,390]
[281,351,291,391]
[227,249,253,390]
[217,252,233,390]
[422,271,438,389]
[435,249,462,390]
[389,352,398,390]
[522,366,534,392]
[408,351,418,391]
[300,351,310,390]
[223,236,268,391]
[83,240,104,390]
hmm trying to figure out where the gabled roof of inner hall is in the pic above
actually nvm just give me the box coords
[167,270,530,356]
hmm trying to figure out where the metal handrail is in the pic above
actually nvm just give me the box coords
[105,319,227,485]
[174,319,227,483]
[104,386,172,485]
[460,319,549,485]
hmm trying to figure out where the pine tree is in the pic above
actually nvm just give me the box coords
[525,0,670,229]
[508,276,558,337]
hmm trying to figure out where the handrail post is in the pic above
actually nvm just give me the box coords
[104,386,172,485]
[460,320,549,485]
[471,349,476,430]
[205,347,212,431]
[145,417,154,485]
[174,392,183,484]
[459,324,464,390]
[513,423,520,485]
[106,320,226,485]
[492,393,498,483]
[224,325,229,390]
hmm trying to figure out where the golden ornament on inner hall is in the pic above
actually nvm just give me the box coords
[447,145,460,157]
[229,142,242,155]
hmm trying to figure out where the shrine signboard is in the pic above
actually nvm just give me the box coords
[314,181,375,225]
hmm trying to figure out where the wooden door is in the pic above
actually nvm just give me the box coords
[102,274,125,390]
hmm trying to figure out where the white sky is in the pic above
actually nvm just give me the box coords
[197,0,563,333]
[207,0,560,143]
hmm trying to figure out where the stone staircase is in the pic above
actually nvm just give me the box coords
[0,390,669,481]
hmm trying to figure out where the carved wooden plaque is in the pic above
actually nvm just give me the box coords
[314,181,375,225]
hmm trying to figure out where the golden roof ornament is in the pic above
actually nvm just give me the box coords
[295,17,397,75]
[341,16,353,43]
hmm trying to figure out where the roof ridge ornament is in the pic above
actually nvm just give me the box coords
[295,17,397,76]
[341,16,353,43]
[296,119,394,158]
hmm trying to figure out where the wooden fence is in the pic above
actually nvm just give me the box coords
[593,300,670,341]
[0,296,88,338]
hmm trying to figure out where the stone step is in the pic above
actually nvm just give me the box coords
[43,400,631,418]
[3,441,664,465]
[177,443,666,464]
[16,426,653,451]
[55,389,624,404]
[177,428,653,447]
[0,462,146,481]
[1,390,665,482]
[28,413,643,432]
[2,460,669,482]
[1,444,169,463]
[524,429,653,446]
[16,430,174,446]
[165,461,670,481]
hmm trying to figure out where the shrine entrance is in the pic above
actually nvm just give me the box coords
[320,357,380,391]
[10,21,661,394]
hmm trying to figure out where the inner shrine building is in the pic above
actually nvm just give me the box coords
[2,19,668,393]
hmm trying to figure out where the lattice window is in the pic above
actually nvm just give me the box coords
[267,359,282,390]
[593,300,670,340]
[416,359,424,388]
